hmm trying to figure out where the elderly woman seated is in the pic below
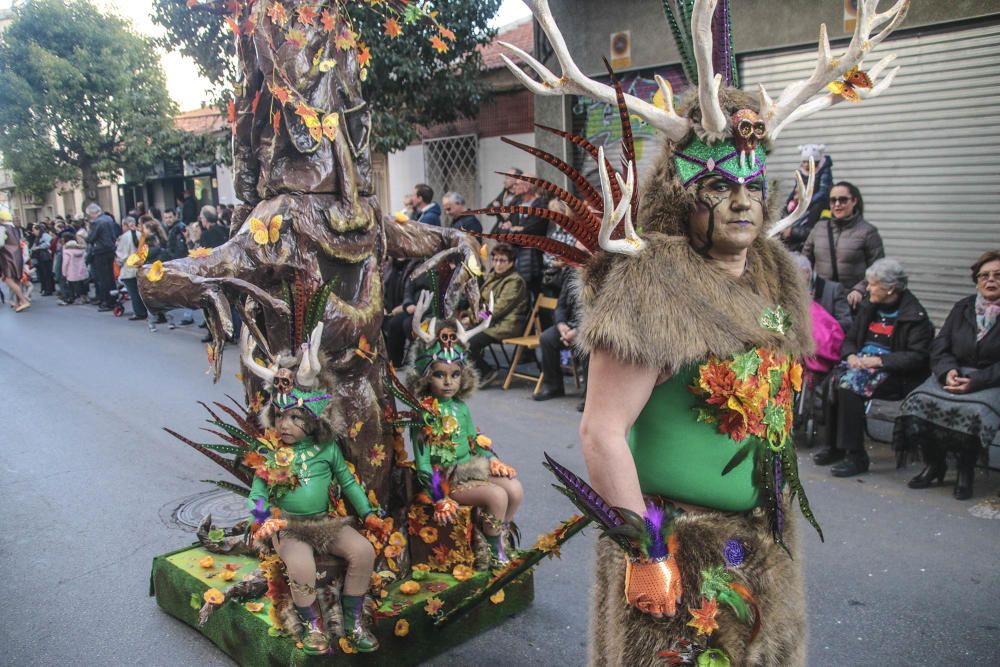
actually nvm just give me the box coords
[813,258,935,477]
[895,250,1000,500]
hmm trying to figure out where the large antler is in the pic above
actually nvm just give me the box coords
[411,290,436,345]
[597,147,645,256]
[295,322,323,388]
[501,0,692,142]
[456,292,494,345]
[761,0,909,140]
[239,327,277,386]
[768,158,816,238]
[691,0,729,139]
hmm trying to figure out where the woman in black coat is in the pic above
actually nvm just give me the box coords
[896,250,1000,499]
[813,258,934,477]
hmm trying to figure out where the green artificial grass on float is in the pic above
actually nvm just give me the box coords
[150,545,533,666]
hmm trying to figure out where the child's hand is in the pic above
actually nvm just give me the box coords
[490,458,517,478]
[433,497,459,525]
[253,517,287,545]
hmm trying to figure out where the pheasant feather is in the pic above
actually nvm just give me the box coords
[500,137,603,211]
[472,233,592,267]
[497,171,601,233]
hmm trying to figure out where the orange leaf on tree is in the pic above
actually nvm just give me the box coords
[270,85,290,105]
[272,110,282,133]
[251,89,262,113]
[357,45,371,68]
[439,26,456,41]
[335,28,357,52]
[295,102,318,120]
[225,16,240,35]
[266,2,288,26]
[430,36,449,54]
[285,28,306,49]
[297,5,318,26]
[320,10,336,32]
[384,18,402,38]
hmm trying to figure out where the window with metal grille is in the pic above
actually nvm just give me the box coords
[422,134,479,210]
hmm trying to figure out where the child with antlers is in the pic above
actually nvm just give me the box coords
[404,290,524,568]
[241,323,389,655]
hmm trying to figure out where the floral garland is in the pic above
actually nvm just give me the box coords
[242,428,302,498]
[690,347,822,548]
[690,347,803,451]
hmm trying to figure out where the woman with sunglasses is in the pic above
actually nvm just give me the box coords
[895,250,1000,500]
[802,181,885,310]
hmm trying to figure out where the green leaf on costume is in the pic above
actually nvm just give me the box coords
[699,565,733,599]
[207,528,225,542]
[759,305,792,335]
[769,368,782,397]
[696,408,717,425]
[190,593,203,610]
[697,648,732,666]
[730,350,761,381]
[762,403,786,435]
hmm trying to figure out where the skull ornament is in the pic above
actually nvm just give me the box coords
[273,368,295,394]
[438,326,458,349]
[731,109,767,168]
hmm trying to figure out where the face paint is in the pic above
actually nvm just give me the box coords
[428,361,463,399]
[687,175,765,255]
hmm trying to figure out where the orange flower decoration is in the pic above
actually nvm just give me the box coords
[452,564,474,582]
[399,580,421,595]
[274,447,295,468]
[424,597,443,616]
[419,526,439,544]
[368,443,386,467]
[188,247,213,258]
[338,637,357,654]
[411,563,431,581]
[687,598,720,636]
[198,556,215,569]
[394,619,409,637]
[489,589,505,605]
[203,588,225,605]
[245,601,264,613]
[221,570,236,581]
[146,260,164,282]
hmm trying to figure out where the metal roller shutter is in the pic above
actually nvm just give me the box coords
[740,20,1000,326]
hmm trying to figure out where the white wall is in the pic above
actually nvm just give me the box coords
[216,163,239,205]
[386,143,425,215]
[477,133,535,208]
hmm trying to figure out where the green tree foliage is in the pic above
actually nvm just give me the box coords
[151,0,502,154]
[0,0,176,201]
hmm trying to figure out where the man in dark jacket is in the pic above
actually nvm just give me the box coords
[163,209,188,260]
[197,206,228,248]
[412,183,441,227]
[534,270,584,401]
[84,202,118,310]
[442,192,481,233]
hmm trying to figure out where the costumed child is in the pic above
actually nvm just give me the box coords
[406,290,524,567]
[241,325,389,655]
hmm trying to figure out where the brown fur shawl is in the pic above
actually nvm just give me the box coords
[580,233,813,372]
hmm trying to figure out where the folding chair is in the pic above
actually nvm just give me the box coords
[501,295,558,394]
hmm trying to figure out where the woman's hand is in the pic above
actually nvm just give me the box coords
[624,556,683,618]
[944,371,973,394]
[433,497,459,525]
[847,290,864,308]
[846,354,863,369]
[859,355,883,369]
[490,458,517,478]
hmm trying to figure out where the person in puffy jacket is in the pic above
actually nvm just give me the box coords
[802,181,885,309]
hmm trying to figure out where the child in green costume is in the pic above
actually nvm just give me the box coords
[242,328,389,655]
[406,292,524,567]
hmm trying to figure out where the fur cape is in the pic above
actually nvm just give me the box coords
[590,508,805,667]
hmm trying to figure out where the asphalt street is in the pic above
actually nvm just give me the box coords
[1,296,998,666]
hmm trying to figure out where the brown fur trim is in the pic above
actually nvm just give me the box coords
[589,508,806,667]
[280,515,357,553]
[580,233,812,372]
[448,456,491,490]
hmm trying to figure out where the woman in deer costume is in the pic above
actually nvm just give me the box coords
[405,290,525,568]
[479,1,910,664]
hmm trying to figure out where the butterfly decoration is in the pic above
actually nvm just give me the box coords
[249,215,283,246]
[355,335,377,363]
[826,66,872,103]
[321,113,339,142]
